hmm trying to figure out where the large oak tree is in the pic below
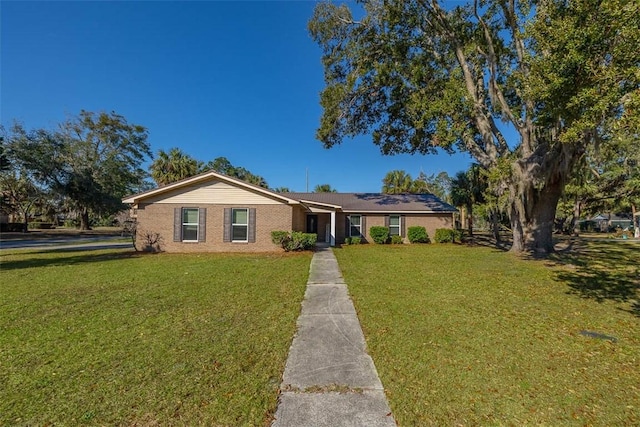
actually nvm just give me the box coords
[309,0,639,253]
[7,111,151,230]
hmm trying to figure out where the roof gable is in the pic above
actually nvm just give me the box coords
[122,171,299,205]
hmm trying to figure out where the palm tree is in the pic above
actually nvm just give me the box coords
[272,187,291,193]
[314,184,337,193]
[150,148,201,186]
[382,170,413,194]
[450,164,486,238]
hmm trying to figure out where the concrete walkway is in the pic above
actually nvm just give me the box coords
[272,247,396,427]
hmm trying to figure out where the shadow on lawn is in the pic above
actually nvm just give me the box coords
[0,249,139,270]
[549,240,640,317]
[463,232,512,252]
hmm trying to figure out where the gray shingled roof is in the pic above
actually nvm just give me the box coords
[283,193,457,213]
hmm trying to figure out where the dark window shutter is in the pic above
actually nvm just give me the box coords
[401,215,406,237]
[384,216,389,227]
[248,208,256,243]
[173,208,182,242]
[198,208,206,242]
[223,208,231,242]
[361,215,366,239]
[345,216,351,237]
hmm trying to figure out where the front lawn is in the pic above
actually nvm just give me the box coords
[335,242,639,426]
[0,248,311,426]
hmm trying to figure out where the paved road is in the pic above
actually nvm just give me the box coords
[0,235,132,251]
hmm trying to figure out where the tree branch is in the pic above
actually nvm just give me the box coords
[500,0,535,155]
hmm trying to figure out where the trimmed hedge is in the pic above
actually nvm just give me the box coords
[434,228,462,243]
[271,231,317,251]
[344,236,362,245]
[369,226,390,244]
[407,226,430,243]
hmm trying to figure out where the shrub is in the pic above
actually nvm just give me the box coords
[407,226,430,243]
[288,232,317,251]
[271,231,316,251]
[0,222,27,232]
[434,228,462,243]
[350,237,361,245]
[28,222,54,230]
[139,230,164,252]
[369,226,390,244]
[271,231,290,246]
[92,215,117,227]
[343,237,352,245]
[63,219,79,228]
[391,235,404,244]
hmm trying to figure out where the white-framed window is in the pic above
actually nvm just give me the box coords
[232,208,249,242]
[182,208,199,242]
[389,215,401,236]
[349,215,362,237]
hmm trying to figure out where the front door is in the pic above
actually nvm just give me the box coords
[306,215,318,235]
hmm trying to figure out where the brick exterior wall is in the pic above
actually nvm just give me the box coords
[292,205,307,234]
[405,214,454,242]
[338,213,453,244]
[135,201,454,252]
[135,203,294,252]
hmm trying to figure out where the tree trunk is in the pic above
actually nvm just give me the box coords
[510,179,564,254]
[466,203,473,237]
[571,198,581,236]
[22,211,29,233]
[490,209,501,244]
[79,209,91,230]
[459,206,467,231]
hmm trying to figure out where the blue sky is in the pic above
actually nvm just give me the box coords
[1,1,474,192]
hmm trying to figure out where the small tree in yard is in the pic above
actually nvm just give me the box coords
[0,171,46,231]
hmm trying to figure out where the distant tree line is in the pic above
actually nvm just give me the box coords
[149,148,269,189]
[2,111,151,230]
[1,112,273,231]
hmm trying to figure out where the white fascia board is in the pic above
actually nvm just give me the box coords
[299,199,342,209]
[341,209,458,214]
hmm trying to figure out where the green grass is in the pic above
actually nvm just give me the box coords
[0,248,312,426]
[334,242,639,426]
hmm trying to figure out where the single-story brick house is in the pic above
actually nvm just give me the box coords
[122,171,457,252]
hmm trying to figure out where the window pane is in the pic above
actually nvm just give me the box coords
[183,208,198,224]
[233,209,248,224]
[183,224,198,241]
[389,227,400,236]
[233,225,248,241]
[350,215,360,226]
[389,216,400,226]
[350,226,361,237]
